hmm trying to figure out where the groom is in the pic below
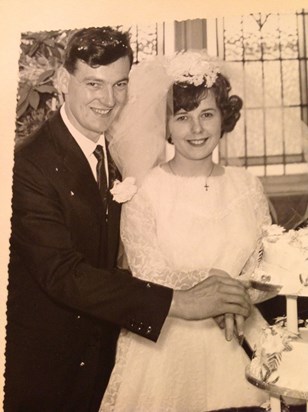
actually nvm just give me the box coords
[4,26,252,411]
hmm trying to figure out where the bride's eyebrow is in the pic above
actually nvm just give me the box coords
[175,110,188,115]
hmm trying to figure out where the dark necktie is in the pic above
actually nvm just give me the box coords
[93,144,108,209]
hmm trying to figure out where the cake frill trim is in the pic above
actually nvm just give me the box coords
[252,224,308,286]
[250,322,298,384]
[262,224,308,253]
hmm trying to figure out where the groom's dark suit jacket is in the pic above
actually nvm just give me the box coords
[4,111,172,412]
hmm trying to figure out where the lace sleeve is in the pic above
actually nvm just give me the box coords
[239,176,274,303]
[121,188,208,290]
[252,176,272,230]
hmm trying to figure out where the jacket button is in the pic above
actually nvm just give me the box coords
[80,361,85,367]
[146,283,151,288]
[146,326,152,334]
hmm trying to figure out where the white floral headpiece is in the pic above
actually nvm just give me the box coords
[165,50,221,88]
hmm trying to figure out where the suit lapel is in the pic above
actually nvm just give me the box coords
[48,112,122,267]
[48,112,105,220]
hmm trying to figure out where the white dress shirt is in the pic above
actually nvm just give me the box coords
[60,104,109,185]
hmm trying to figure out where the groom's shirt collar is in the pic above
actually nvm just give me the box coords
[60,104,108,183]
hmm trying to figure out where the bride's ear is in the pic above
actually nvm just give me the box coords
[57,66,70,95]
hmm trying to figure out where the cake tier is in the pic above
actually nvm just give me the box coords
[247,327,308,398]
[256,260,308,296]
[251,226,308,296]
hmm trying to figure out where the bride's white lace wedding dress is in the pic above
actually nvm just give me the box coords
[100,165,270,412]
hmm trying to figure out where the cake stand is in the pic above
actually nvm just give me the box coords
[247,281,308,412]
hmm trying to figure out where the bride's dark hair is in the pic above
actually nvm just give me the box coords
[172,73,243,137]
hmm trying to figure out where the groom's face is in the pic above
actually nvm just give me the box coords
[60,56,131,142]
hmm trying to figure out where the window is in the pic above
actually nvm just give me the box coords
[215,11,308,195]
[173,12,308,196]
[119,23,175,61]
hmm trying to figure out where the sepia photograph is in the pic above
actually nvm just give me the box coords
[0,0,308,410]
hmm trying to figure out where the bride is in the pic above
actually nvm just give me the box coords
[100,51,272,411]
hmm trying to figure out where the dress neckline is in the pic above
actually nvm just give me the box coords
[158,163,226,180]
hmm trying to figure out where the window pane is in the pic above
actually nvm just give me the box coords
[262,14,280,60]
[226,116,246,158]
[246,109,265,157]
[244,62,263,108]
[263,61,282,106]
[243,15,262,60]
[279,13,299,59]
[223,16,243,61]
[282,60,301,105]
[284,107,305,155]
[120,24,158,62]
[265,108,283,156]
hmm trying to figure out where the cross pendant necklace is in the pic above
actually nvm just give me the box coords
[204,163,215,191]
[168,161,216,191]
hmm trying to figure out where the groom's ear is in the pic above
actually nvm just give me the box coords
[57,66,70,95]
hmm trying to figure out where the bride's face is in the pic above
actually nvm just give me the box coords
[168,91,222,162]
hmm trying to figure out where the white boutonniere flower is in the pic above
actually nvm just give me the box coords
[110,177,137,203]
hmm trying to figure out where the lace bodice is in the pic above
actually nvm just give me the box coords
[121,165,271,293]
[100,165,271,412]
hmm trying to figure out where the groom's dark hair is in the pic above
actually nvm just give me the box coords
[64,26,134,73]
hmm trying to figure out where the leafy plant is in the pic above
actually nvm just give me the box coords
[15,30,69,145]
[17,69,57,118]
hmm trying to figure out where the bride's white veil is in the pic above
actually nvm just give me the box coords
[107,50,224,186]
[108,50,308,204]
[107,56,173,186]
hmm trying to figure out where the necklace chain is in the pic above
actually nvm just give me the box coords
[204,162,215,191]
[168,161,215,191]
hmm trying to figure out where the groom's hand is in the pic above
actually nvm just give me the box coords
[214,314,245,343]
[169,268,252,321]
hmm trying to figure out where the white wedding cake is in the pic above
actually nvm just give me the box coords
[249,322,308,394]
[252,225,308,296]
[247,225,308,401]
